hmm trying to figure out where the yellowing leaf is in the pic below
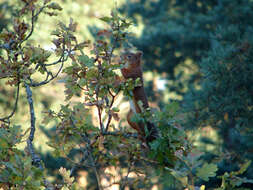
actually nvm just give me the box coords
[224,112,229,122]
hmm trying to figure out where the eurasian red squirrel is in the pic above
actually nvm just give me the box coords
[120,51,158,143]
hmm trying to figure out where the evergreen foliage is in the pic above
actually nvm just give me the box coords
[120,0,215,99]
[121,0,253,188]
[183,1,253,186]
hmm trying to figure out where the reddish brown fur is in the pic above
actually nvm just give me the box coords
[127,109,145,141]
[121,52,149,110]
[121,52,158,143]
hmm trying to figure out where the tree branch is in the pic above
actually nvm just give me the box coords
[25,83,42,168]
[30,62,64,87]
[69,116,103,190]
[21,5,47,45]
[0,82,20,124]
[30,44,68,87]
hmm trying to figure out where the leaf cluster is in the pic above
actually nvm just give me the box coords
[0,124,44,189]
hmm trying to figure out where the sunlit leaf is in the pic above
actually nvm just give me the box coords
[47,2,62,11]
[196,163,218,181]
[99,16,112,23]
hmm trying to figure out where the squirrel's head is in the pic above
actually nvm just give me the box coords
[120,51,143,68]
[120,51,143,79]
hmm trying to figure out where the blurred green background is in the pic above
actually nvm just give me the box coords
[1,0,253,189]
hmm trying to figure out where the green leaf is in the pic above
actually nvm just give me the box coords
[164,101,179,116]
[78,78,86,87]
[112,107,120,112]
[166,168,188,187]
[196,163,218,182]
[3,162,22,176]
[78,55,94,68]
[150,140,160,151]
[230,177,253,187]
[47,2,62,11]
[236,160,251,175]
[51,29,61,36]
[0,137,8,148]
[120,21,132,29]
[100,16,112,23]
[135,77,141,87]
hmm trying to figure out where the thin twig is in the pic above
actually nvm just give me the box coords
[30,62,64,87]
[0,82,20,124]
[176,156,195,188]
[108,21,120,65]
[95,86,104,133]
[44,46,67,67]
[105,113,112,132]
[69,118,92,176]
[23,9,35,42]
[88,147,103,190]
[81,133,103,190]
[102,131,138,139]
[121,157,133,189]
[105,89,119,132]
[30,45,68,87]
[20,5,46,45]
